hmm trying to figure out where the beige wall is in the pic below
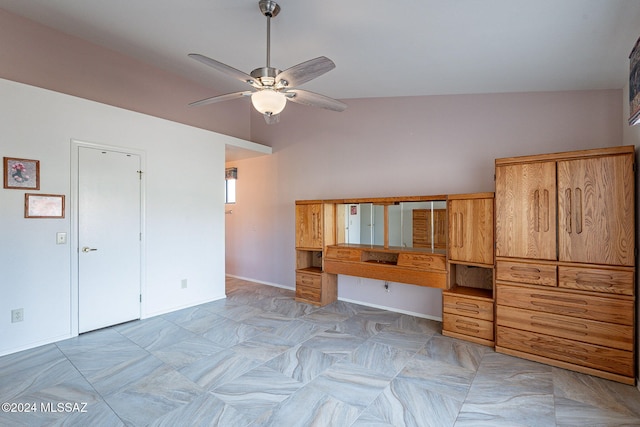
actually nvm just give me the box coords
[227,90,623,318]
[0,8,251,140]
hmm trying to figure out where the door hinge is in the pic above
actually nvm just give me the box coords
[140,233,142,241]
[139,294,142,303]
[137,170,143,180]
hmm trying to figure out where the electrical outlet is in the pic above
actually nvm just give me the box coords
[181,279,188,289]
[11,308,24,323]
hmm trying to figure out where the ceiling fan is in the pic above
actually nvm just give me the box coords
[188,0,347,124]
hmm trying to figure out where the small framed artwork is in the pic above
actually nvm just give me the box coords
[629,36,640,126]
[3,157,40,190]
[24,193,65,218]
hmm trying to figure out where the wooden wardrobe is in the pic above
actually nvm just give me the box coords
[494,146,636,384]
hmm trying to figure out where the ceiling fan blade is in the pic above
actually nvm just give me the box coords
[263,113,280,124]
[284,89,347,112]
[188,53,260,88]
[276,56,335,88]
[189,91,252,107]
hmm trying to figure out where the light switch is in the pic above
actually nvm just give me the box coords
[56,232,67,245]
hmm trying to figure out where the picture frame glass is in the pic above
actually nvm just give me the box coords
[25,194,65,218]
[3,157,40,189]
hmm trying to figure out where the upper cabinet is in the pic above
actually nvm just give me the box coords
[495,161,557,260]
[557,155,635,266]
[495,148,635,265]
[448,193,495,266]
[295,202,334,250]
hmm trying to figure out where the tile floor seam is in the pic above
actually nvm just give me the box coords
[54,339,132,426]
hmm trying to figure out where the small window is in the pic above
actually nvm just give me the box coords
[225,167,237,204]
[225,178,236,204]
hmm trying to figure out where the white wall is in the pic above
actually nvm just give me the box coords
[227,90,622,319]
[0,78,231,356]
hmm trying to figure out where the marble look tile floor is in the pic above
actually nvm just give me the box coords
[2,277,640,426]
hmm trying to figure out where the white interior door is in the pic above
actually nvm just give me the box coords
[78,146,141,333]
[347,204,361,244]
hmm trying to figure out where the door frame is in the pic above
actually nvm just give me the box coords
[70,139,146,336]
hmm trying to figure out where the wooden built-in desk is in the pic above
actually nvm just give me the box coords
[324,244,448,289]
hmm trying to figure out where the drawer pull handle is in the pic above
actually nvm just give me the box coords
[565,188,572,233]
[454,302,481,315]
[574,272,614,285]
[511,272,542,280]
[532,294,587,305]
[530,302,588,315]
[575,187,582,234]
[531,345,589,361]
[534,190,540,232]
[455,319,480,333]
[530,316,588,336]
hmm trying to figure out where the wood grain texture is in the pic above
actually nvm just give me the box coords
[443,313,494,341]
[557,154,635,266]
[495,161,557,260]
[448,198,494,265]
[496,284,634,326]
[496,326,634,378]
[443,294,494,321]
[295,203,324,249]
[497,305,633,351]
[496,260,557,287]
[558,265,634,296]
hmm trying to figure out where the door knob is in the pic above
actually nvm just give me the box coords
[82,247,98,253]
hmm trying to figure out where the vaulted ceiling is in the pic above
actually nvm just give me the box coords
[1,0,639,105]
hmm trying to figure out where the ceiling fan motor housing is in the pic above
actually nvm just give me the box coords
[250,66,284,88]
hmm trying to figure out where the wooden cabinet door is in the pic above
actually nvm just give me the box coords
[557,154,635,266]
[449,198,494,265]
[295,203,323,249]
[495,161,556,260]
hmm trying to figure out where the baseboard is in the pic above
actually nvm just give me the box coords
[337,296,442,322]
[226,274,294,291]
[226,275,443,322]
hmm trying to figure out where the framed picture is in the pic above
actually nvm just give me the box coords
[629,36,640,126]
[24,193,65,218]
[3,157,40,190]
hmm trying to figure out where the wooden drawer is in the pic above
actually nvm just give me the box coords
[497,260,557,287]
[325,247,361,261]
[497,305,633,351]
[443,314,494,341]
[296,272,321,289]
[295,285,320,302]
[443,294,494,321]
[397,253,446,270]
[558,266,634,296]
[497,326,634,378]
[496,284,634,326]
[413,210,427,220]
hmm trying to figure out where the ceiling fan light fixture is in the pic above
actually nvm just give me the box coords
[251,89,287,115]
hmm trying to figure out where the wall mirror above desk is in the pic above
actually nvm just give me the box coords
[325,195,449,289]
[335,198,447,253]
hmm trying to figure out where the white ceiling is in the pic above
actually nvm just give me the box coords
[2,0,640,103]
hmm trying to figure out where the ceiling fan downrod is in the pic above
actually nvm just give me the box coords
[259,0,280,69]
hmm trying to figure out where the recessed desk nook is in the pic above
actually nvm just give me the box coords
[324,196,449,289]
